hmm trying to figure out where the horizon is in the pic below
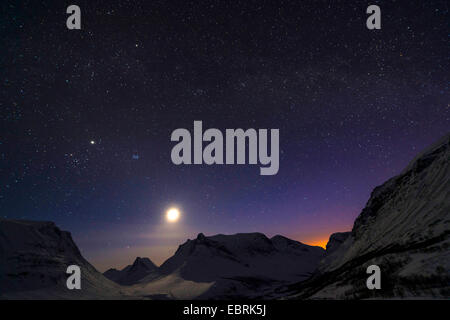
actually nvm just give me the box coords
[59,132,450,272]
[82,227,343,272]
[1,1,448,275]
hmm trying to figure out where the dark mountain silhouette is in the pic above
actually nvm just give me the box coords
[325,232,351,254]
[104,257,158,285]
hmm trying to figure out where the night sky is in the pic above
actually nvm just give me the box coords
[1,1,448,271]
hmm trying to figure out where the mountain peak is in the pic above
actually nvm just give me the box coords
[129,257,157,272]
[132,257,156,267]
[196,233,206,240]
[104,257,158,285]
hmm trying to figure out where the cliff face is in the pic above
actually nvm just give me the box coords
[282,133,450,299]
[325,232,351,254]
[0,219,124,299]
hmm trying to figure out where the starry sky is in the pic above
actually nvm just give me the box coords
[1,0,448,271]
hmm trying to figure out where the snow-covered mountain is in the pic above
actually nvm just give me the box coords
[160,233,324,281]
[131,233,325,299]
[0,219,324,299]
[2,133,448,300]
[0,219,126,299]
[104,257,159,285]
[278,133,450,299]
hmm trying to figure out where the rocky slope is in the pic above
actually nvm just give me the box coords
[325,232,351,254]
[0,219,126,299]
[277,133,450,299]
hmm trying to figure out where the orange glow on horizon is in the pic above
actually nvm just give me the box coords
[304,238,329,249]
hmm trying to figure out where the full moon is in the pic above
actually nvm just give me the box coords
[166,208,180,223]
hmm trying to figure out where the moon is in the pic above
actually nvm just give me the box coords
[166,208,180,223]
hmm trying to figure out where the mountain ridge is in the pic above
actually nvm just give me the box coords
[103,257,158,285]
[273,133,450,299]
[1,133,449,299]
[0,219,125,299]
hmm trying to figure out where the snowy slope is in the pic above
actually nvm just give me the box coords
[160,232,324,282]
[0,219,127,299]
[280,133,450,299]
[0,219,324,299]
[131,232,325,299]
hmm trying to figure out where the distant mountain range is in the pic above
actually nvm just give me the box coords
[117,232,325,299]
[101,232,325,299]
[0,133,449,299]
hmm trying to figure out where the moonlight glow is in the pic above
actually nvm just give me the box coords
[166,208,180,223]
